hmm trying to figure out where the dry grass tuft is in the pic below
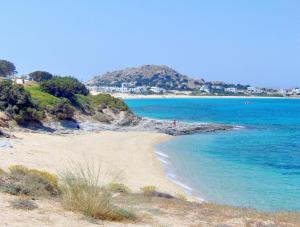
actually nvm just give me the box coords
[175,193,187,201]
[59,162,136,221]
[28,169,58,188]
[140,186,157,194]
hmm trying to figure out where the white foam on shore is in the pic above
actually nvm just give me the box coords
[155,147,206,201]
[158,158,169,165]
[155,151,169,158]
[170,178,193,192]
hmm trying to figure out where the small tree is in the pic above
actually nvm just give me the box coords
[0,60,17,77]
[29,71,53,82]
[41,76,89,99]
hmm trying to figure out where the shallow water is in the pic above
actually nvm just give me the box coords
[126,98,300,211]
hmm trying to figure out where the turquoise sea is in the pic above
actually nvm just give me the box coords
[125,98,300,211]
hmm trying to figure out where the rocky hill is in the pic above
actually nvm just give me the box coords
[86,65,205,90]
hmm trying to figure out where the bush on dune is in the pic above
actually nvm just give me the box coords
[59,162,135,221]
[0,165,60,197]
[75,93,129,113]
[48,99,75,120]
[107,183,131,193]
[41,76,89,99]
[0,80,44,123]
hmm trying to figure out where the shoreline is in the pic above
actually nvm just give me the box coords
[154,145,202,201]
[110,93,300,99]
[0,130,190,199]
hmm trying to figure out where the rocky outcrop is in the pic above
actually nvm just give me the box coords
[87,65,205,91]
[130,118,234,135]
[0,112,10,128]
[0,112,13,138]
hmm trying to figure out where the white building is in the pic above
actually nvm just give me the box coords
[211,85,223,90]
[199,85,210,93]
[277,89,287,96]
[247,87,264,94]
[247,87,256,93]
[150,87,165,93]
[292,88,300,95]
[224,87,237,93]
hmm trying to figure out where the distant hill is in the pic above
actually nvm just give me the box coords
[86,65,205,90]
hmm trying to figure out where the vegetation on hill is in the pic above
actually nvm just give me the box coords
[0,80,44,124]
[0,60,133,125]
[25,84,62,108]
[48,99,75,120]
[29,71,53,82]
[41,76,89,99]
[75,93,129,113]
[0,60,17,77]
[86,65,205,90]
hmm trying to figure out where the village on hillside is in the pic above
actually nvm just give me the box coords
[87,81,300,97]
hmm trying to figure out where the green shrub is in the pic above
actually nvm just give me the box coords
[49,99,75,120]
[3,165,60,197]
[29,71,53,82]
[75,94,128,112]
[0,80,44,123]
[41,76,89,99]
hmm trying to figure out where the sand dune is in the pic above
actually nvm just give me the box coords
[0,131,184,195]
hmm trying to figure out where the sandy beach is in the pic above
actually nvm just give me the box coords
[0,131,186,196]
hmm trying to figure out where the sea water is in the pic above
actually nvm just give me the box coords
[125,98,300,211]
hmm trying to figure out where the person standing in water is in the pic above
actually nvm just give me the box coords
[173,119,177,128]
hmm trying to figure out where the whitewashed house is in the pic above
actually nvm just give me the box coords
[199,85,210,93]
[150,87,165,93]
[224,87,237,93]
[292,88,300,95]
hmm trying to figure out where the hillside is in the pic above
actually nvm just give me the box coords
[87,65,205,90]
[0,78,137,136]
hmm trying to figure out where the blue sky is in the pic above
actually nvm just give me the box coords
[0,0,299,88]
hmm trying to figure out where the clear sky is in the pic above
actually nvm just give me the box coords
[0,0,299,88]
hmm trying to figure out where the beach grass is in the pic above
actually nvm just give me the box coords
[59,162,136,221]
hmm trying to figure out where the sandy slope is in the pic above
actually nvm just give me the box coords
[0,131,184,195]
